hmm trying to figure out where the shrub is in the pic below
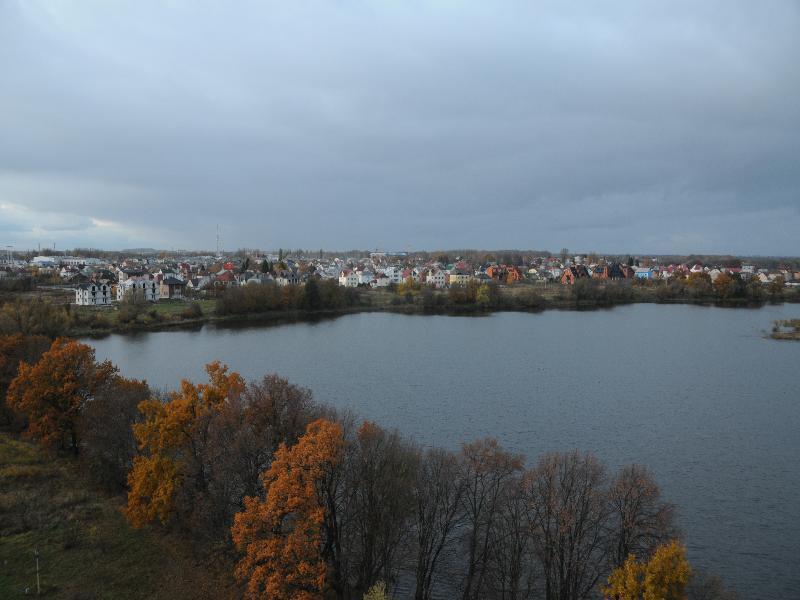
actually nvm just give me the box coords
[118,303,142,324]
[181,302,203,319]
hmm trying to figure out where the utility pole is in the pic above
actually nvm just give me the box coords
[34,548,40,595]
[216,224,220,257]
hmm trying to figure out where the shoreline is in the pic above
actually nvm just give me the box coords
[71,295,797,338]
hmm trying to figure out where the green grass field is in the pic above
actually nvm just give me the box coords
[0,433,236,599]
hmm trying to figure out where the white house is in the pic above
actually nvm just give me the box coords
[117,278,159,302]
[357,269,375,286]
[383,266,405,285]
[75,282,112,306]
[339,269,360,287]
[372,272,391,288]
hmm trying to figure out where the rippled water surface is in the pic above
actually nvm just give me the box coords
[85,303,800,598]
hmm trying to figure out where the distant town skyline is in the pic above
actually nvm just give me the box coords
[2,1,798,254]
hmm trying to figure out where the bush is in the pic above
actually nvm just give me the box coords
[181,302,203,319]
[0,298,70,337]
[117,303,142,324]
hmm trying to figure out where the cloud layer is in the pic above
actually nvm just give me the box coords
[2,1,798,254]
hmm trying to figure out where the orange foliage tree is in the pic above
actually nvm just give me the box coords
[0,333,50,426]
[231,418,345,600]
[124,361,245,528]
[7,337,116,453]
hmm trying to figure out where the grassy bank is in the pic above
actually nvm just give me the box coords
[0,432,236,599]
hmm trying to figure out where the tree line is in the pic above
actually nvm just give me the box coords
[215,278,362,316]
[2,335,739,599]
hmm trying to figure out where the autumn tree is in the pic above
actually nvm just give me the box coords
[476,283,493,308]
[0,333,50,427]
[603,540,691,600]
[231,419,346,600]
[363,581,389,600]
[712,273,735,299]
[125,362,245,529]
[7,338,117,453]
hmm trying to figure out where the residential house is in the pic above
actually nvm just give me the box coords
[426,269,447,288]
[117,267,147,282]
[75,282,112,306]
[187,276,213,291]
[357,269,375,286]
[159,277,187,299]
[372,272,391,288]
[592,263,628,280]
[117,278,159,302]
[214,271,237,288]
[275,269,300,287]
[690,264,705,274]
[383,266,405,285]
[60,266,82,280]
[449,269,473,286]
[339,269,360,287]
[560,265,590,285]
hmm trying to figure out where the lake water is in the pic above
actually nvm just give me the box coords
[85,303,800,598]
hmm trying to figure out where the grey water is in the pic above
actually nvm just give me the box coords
[85,303,800,598]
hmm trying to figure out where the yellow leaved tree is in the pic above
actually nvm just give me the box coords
[604,540,691,600]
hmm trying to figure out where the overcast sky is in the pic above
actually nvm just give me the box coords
[1,1,798,255]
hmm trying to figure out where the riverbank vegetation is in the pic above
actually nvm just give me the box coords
[771,319,800,340]
[0,271,797,338]
[1,333,740,599]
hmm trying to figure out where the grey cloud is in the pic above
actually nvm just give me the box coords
[1,0,798,253]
